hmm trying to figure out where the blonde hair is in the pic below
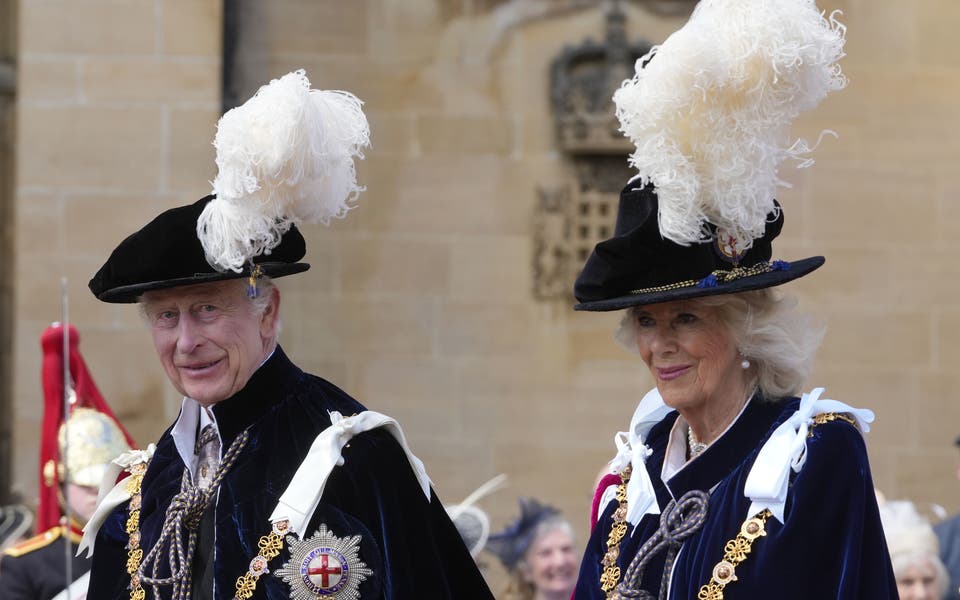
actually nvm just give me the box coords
[615,288,824,398]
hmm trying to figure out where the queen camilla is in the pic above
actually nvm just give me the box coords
[571,0,897,598]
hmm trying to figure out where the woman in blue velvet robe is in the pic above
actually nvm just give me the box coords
[572,259,898,598]
[570,182,899,598]
[568,1,896,597]
[574,383,895,599]
[570,181,898,597]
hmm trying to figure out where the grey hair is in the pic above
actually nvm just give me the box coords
[504,516,576,600]
[525,516,575,560]
[891,553,949,598]
[881,499,950,598]
[614,288,824,399]
[248,276,276,316]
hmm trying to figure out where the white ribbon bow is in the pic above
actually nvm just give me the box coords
[269,410,432,536]
[603,388,674,526]
[78,444,156,557]
[743,387,874,523]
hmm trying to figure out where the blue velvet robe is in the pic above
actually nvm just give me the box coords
[574,397,897,599]
[87,347,493,599]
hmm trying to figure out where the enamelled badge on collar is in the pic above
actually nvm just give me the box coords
[275,524,373,600]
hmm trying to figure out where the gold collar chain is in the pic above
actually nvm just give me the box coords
[121,460,290,600]
[599,465,632,597]
[123,461,148,600]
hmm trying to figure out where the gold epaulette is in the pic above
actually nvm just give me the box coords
[2,525,83,558]
[809,412,859,435]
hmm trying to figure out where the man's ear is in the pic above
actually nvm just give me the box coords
[259,286,281,338]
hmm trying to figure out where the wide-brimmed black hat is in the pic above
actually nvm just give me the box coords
[89,195,310,303]
[573,181,823,311]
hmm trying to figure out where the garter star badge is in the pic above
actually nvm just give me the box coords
[275,524,372,600]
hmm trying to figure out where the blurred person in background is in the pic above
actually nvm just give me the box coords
[0,323,135,600]
[880,499,950,600]
[487,498,578,600]
[935,436,960,600]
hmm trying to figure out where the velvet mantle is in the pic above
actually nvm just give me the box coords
[87,346,493,599]
[574,396,897,599]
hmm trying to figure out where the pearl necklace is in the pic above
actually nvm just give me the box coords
[687,426,708,458]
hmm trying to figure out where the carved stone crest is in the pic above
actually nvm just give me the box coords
[533,2,654,301]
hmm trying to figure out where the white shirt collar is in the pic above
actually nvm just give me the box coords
[662,418,691,482]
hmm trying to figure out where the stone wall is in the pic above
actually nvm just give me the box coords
[0,0,16,504]
[12,0,222,494]
[11,0,960,592]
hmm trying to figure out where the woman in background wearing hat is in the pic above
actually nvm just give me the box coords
[879,499,949,600]
[572,0,896,598]
[487,498,579,600]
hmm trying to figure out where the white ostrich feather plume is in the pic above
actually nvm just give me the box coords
[199,69,370,273]
[613,0,846,252]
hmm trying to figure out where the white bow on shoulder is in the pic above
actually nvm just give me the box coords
[604,388,674,526]
[78,444,157,557]
[743,387,874,523]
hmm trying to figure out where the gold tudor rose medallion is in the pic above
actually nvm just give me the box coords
[275,524,373,600]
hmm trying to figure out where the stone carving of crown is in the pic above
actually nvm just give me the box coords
[550,2,652,155]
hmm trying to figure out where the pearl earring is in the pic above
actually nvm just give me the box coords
[741,359,751,369]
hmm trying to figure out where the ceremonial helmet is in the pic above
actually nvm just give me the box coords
[44,407,132,489]
[37,323,136,532]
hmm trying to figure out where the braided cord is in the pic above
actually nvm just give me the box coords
[138,429,249,600]
[616,489,710,600]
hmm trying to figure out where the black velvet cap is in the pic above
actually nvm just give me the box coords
[573,182,823,311]
[89,195,310,303]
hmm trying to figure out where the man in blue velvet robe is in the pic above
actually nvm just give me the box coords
[80,196,494,599]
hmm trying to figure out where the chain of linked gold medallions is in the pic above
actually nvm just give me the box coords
[124,461,148,600]
[599,464,632,598]
[696,509,771,600]
[232,520,291,600]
